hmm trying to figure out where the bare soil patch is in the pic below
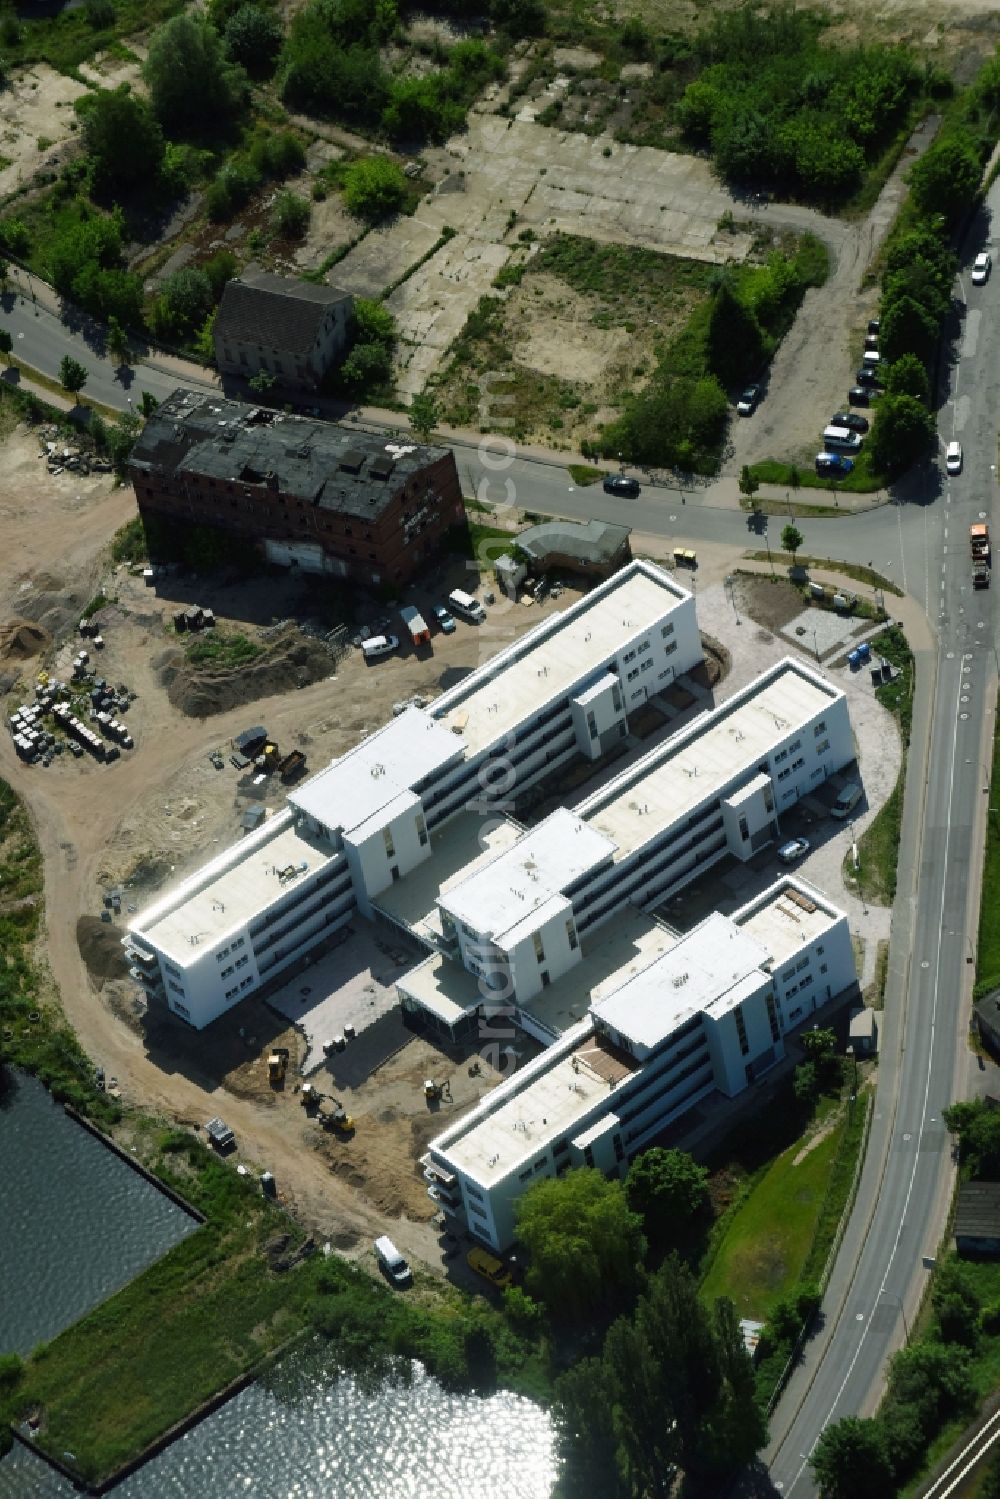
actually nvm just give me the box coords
[729,575,806,634]
[76,914,130,986]
[0,618,51,660]
[163,626,336,719]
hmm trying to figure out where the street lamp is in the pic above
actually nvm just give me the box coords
[725,574,741,625]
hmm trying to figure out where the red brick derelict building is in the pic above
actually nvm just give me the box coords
[127,388,465,587]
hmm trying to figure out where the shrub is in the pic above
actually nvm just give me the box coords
[270,190,310,239]
[342,156,408,221]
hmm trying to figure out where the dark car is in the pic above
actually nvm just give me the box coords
[736,384,761,416]
[848,385,878,406]
[855,367,882,389]
[830,411,870,434]
[603,474,641,497]
[867,318,880,335]
[815,451,854,476]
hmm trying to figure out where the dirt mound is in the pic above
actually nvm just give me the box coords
[0,618,51,660]
[77,914,129,985]
[167,630,334,719]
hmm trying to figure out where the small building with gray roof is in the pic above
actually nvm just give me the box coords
[213,266,353,392]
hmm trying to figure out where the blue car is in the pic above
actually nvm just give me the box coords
[815,451,854,476]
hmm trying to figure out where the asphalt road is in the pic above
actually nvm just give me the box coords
[763,188,1000,1495]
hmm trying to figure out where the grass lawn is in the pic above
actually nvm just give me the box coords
[749,453,887,495]
[568,464,605,486]
[850,625,914,904]
[976,716,1000,998]
[742,553,903,597]
[701,1096,846,1320]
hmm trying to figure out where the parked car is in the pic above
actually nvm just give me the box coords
[603,474,641,497]
[830,411,869,434]
[778,837,810,864]
[815,452,855,476]
[831,782,864,820]
[867,317,880,335]
[467,1245,513,1289]
[848,386,877,406]
[374,1236,412,1288]
[361,634,399,662]
[431,603,456,634]
[946,440,963,475]
[972,251,992,285]
[736,384,761,416]
[855,367,882,389]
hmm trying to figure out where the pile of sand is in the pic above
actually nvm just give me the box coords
[166,630,334,720]
[76,915,129,985]
[0,618,51,661]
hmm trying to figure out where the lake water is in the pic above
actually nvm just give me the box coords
[0,1070,198,1355]
[0,1073,559,1497]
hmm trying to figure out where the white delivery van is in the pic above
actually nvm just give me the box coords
[374,1236,412,1287]
[822,425,863,453]
[447,589,486,624]
[831,782,863,819]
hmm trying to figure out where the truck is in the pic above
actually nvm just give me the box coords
[277,749,307,783]
[400,605,431,647]
[205,1117,235,1151]
[267,1047,289,1085]
[974,558,991,589]
[970,522,991,560]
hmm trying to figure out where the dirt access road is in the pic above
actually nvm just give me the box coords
[0,426,581,1267]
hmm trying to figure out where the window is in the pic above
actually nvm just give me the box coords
[738,815,749,841]
[532,932,545,963]
[586,710,598,739]
[817,739,830,754]
[766,993,780,1042]
[235,954,249,970]
[533,1157,546,1173]
[734,1004,749,1056]
[383,827,395,859]
[792,757,805,771]
[801,974,814,989]
[627,668,640,682]
[216,946,230,962]
[781,967,795,982]
[518,1168,533,1182]
[820,963,828,975]
[777,767,791,781]
[664,641,677,657]
[789,739,801,753]
[638,640,651,654]
[814,721,827,736]
[220,965,234,979]
[775,749,788,764]
[661,623,675,638]
[172,1000,191,1018]
[415,814,428,847]
[622,649,636,664]
[640,658,653,673]
[566,920,578,950]
[611,685,623,713]
[233,937,245,950]
[817,945,825,956]
[168,979,185,996]
[540,970,550,987]
[796,956,810,972]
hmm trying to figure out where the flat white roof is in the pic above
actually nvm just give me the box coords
[289,708,461,837]
[433,562,689,756]
[137,813,337,965]
[373,812,522,941]
[396,951,481,1025]
[593,910,771,1050]
[518,909,680,1035]
[582,660,838,860]
[439,807,616,945]
[735,878,842,968]
[441,1026,636,1183]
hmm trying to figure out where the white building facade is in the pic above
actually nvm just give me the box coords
[423,878,857,1250]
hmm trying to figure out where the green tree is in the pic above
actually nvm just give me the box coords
[248,368,277,395]
[144,13,248,132]
[514,1168,646,1322]
[707,282,765,387]
[140,390,159,418]
[106,410,143,476]
[781,522,804,561]
[870,393,934,478]
[271,190,311,239]
[885,353,929,404]
[202,249,238,302]
[342,155,408,221]
[810,1416,892,1499]
[981,1449,1000,1499]
[880,293,939,366]
[711,1296,769,1468]
[793,1058,819,1103]
[80,85,165,196]
[944,1098,1000,1177]
[153,268,215,339]
[625,1147,709,1248]
[409,391,439,442]
[193,309,218,364]
[739,465,760,505]
[0,329,11,365]
[223,4,283,76]
[107,315,130,367]
[554,1356,628,1499]
[59,355,89,402]
[908,134,982,227]
[338,297,397,395]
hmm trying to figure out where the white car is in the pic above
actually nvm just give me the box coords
[972,252,992,285]
[946,440,962,475]
[778,837,810,864]
[361,633,399,662]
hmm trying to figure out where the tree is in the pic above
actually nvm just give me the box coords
[707,282,765,387]
[554,1357,629,1499]
[223,4,283,76]
[981,1449,1000,1499]
[409,391,439,441]
[625,1147,709,1247]
[944,1098,1000,1177]
[338,297,397,395]
[343,155,408,221]
[514,1168,646,1322]
[711,1296,769,1468]
[810,1416,893,1499]
[739,465,760,506]
[144,13,247,132]
[270,191,311,239]
[107,315,130,367]
[0,329,11,365]
[908,133,981,227]
[879,293,939,366]
[59,355,89,402]
[885,353,929,404]
[870,393,934,478]
[248,368,277,395]
[781,522,804,562]
[80,85,164,196]
[153,268,215,340]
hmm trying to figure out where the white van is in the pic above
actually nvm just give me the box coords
[447,589,486,624]
[362,634,399,662]
[374,1235,412,1287]
[822,425,863,453]
[831,782,863,819]
[862,349,880,368]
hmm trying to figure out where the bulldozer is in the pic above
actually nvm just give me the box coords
[300,1082,323,1111]
[320,1103,355,1135]
[267,1047,289,1086]
[424,1078,451,1103]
